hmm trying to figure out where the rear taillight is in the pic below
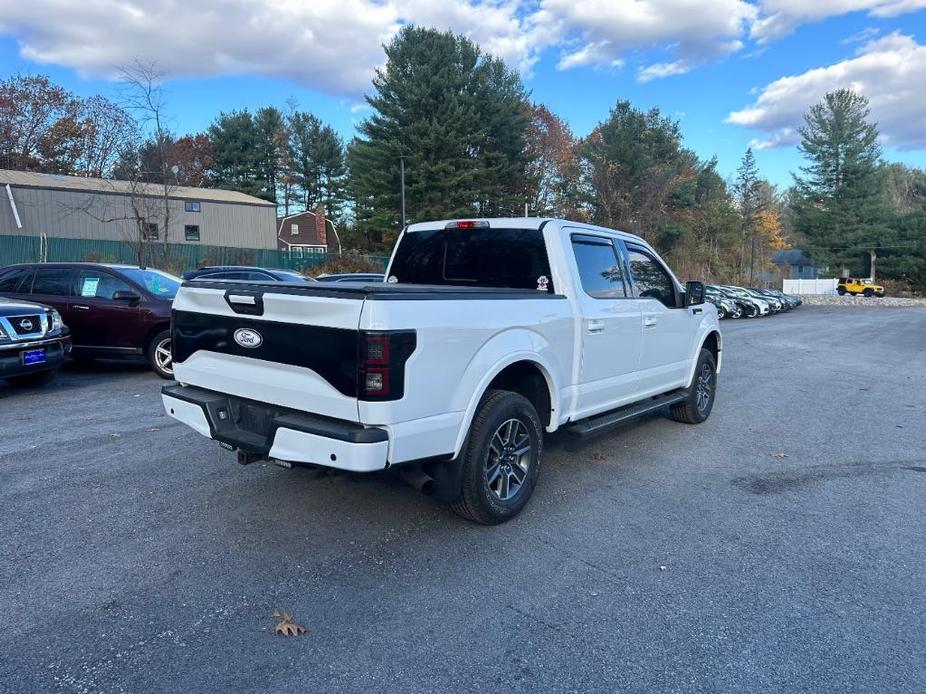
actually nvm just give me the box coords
[358,330,416,401]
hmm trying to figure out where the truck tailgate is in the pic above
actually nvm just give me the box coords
[171,282,363,421]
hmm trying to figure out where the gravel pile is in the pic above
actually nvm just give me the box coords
[799,294,926,308]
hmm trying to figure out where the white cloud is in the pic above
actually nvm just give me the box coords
[638,60,691,82]
[841,26,880,44]
[397,0,535,73]
[534,0,755,79]
[2,0,925,95]
[0,0,532,96]
[727,32,926,150]
[751,1,926,43]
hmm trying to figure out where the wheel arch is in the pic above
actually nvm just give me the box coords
[452,353,560,458]
[684,329,722,387]
[143,322,172,354]
[701,330,721,367]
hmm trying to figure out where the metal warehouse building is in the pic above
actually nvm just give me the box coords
[0,169,277,249]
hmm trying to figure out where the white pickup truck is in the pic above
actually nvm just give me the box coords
[163,218,721,524]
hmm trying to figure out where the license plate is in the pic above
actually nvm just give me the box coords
[22,348,46,366]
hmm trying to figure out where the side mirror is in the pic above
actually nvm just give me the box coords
[685,281,705,306]
[113,289,142,303]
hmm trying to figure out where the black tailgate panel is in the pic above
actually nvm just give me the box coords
[172,310,360,397]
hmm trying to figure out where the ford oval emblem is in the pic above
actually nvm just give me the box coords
[234,328,263,348]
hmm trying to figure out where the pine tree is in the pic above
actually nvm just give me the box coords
[792,89,886,274]
[348,26,528,248]
[208,110,263,199]
[286,112,346,218]
[734,147,765,281]
[253,106,286,205]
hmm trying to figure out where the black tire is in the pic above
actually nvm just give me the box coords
[449,389,544,525]
[5,368,59,388]
[668,349,717,425]
[147,329,173,380]
[863,289,874,297]
[745,304,759,319]
[717,305,727,319]
[837,288,846,296]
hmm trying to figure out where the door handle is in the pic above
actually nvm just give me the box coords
[643,316,658,328]
[692,307,703,315]
[72,304,90,310]
[587,319,605,334]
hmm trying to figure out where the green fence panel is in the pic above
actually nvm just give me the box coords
[0,235,389,275]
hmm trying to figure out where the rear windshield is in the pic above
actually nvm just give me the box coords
[388,227,554,292]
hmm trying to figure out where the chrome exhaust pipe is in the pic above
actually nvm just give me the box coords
[400,467,435,495]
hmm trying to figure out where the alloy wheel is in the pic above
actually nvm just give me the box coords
[695,363,714,413]
[486,418,531,502]
[155,337,173,375]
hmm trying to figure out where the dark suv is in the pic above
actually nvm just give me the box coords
[0,263,180,379]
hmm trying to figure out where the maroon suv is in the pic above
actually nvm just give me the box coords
[0,263,180,378]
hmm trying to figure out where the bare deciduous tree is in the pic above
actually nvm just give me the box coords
[116,60,178,262]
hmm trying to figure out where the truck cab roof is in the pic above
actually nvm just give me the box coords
[405,218,648,247]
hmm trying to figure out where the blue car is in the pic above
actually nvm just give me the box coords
[182,266,314,282]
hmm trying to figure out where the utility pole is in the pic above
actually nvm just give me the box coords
[399,156,406,228]
[869,248,877,281]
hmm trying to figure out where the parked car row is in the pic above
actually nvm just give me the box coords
[705,284,802,319]
[0,262,384,388]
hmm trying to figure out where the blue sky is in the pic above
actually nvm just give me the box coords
[1,1,925,189]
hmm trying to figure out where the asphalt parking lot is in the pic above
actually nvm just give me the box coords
[2,306,925,694]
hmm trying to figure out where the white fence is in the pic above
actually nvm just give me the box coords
[783,278,838,296]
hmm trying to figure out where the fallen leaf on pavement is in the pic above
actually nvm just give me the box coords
[272,610,307,637]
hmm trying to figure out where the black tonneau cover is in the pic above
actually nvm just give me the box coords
[183,279,565,301]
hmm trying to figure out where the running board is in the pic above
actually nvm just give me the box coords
[566,390,687,438]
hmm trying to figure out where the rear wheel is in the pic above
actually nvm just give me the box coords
[147,330,173,380]
[5,368,59,388]
[668,349,717,425]
[450,390,543,525]
[837,287,846,295]
[863,289,874,297]
[745,304,759,318]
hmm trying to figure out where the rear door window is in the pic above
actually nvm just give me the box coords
[571,235,626,298]
[389,227,554,292]
[626,247,677,308]
[31,268,75,297]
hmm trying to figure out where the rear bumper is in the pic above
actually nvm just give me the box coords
[0,337,70,378]
[161,384,389,472]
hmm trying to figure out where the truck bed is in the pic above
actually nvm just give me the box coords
[183,279,565,302]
